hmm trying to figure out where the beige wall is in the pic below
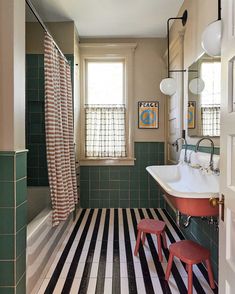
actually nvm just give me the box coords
[0,0,25,151]
[80,38,167,142]
[26,21,75,54]
[170,0,220,146]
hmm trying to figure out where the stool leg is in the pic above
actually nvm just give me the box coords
[161,231,167,249]
[157,234,163,262]
[134,230,141,256]
[142,232,146,245]
[205,259,216,289]
[165,252,173,280]
[188,264,193,294]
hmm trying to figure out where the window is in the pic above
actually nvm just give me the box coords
[85,61,126,158]
[79,43,136,165]
[200,60,221,136]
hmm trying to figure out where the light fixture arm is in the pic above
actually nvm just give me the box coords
[167,10,188,77]
[218,0,221,20]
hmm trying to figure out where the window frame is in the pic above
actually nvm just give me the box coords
[79,43,137,166]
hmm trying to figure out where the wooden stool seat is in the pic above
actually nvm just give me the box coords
[165,240,215,294]
[134,219,167,262]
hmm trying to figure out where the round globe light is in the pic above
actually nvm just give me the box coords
[160,78,177,96]
[189,78,205,95]
[201,20,222,57]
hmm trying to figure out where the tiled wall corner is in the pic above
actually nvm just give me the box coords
[26,54,74,187]
[80,142,165,208]
[0,151,27,294]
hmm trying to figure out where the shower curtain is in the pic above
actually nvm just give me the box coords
[44,33,78,226]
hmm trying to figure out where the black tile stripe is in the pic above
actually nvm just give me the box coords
[138,209,172,294]
[161,209,218,294]
[122,209,138,294]
[146,209,188,294]
[130,209,155,294]
[78,209,103,294]
[154,209,207,294]
[61,209,95,293]
[44,209,86,293]
[95,209,110,294]
[112,209,121,294]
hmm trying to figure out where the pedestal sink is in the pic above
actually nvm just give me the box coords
[146,162,219,217]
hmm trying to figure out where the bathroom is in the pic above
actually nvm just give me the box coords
[0,0,234,293]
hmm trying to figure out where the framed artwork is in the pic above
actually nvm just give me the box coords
[188,101,196,129]
[138,101,159,129]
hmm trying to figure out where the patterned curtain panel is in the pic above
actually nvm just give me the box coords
[44,34,78,226]
[85,105,126,157]
[201,106,220,136]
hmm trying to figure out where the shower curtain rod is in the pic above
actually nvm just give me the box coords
[25,0,69,64]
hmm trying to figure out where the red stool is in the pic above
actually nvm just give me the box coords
[165,240,215,294]
[134,219,167,262]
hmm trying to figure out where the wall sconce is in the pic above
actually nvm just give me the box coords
[201,0,222,57]
[160,10,188,96]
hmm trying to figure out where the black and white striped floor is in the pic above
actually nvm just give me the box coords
[38,209,218,294]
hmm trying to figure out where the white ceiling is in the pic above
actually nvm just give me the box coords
[27,0,184,38]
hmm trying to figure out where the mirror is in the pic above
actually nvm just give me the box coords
[187,53,221,137]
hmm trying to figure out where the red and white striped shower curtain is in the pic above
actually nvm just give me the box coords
[44,34,78,226]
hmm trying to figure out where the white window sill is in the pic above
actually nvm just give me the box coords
[79,157,136,166]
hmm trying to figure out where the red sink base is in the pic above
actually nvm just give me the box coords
[166,194,219,217]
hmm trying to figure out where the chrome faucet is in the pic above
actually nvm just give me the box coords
[173,137,188,163]
[195,137,214,171]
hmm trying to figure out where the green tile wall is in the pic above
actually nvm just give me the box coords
[0,151,27,293]
[80,142,165,208]
[26,54,74,186]
[165,144,219,282]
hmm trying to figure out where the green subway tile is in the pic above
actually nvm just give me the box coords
[139,180,148,190]
[16,273,26,294]
[80,170,89,181]
[39,168,48,178]
[110,171,120,180]
[0,181,14,207]
[90,181,100,190]
[16,179,27,207]
[39,67,44,78]
[27,67,38,78]
[80,196,89,208]
[130,190,139,200]
[90,171,99,181]
[26,54,38,67]
[110,190,119,201]
[80,180,89,191]
[120,199,130,208]
[130,199,139,208]
[149,198,158,208]
[90,200,100,208]
[0,261,14,286]
[99,191,109,200]
[120,190,129,200]
[109,181,119,190]
[16,251,26,284]
[16,202,27,232]
[100,171,109,181]
[140,199,149,208]
[27,89,38,101]
[0,156,14,181]
[100,181,109,189]
[0,287,14,294]
[16,227,26,258]
[130,181,139,190]
[38,78,44,90]
[140,190,148,199]
[0,208,14,234]
[27,78,38,90]
[99,199,110,208]
[16,153,27,180]
[120,171,129,180]
[0,235,14,260]
[90,190,100,200]
[120,181,129,190]
[38,55,44,67]
[109,198,119,208]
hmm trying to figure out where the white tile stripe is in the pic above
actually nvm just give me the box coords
[37,209,216,294]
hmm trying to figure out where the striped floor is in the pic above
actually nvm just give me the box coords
[38,209,218,294]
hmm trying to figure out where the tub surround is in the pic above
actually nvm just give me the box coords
[80,142,165,208]
[0,150,27,293]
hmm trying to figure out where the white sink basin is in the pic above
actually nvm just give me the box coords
[146,162,220,216]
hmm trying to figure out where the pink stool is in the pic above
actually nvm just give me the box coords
[134,219,167,262]
[165,240,215,294]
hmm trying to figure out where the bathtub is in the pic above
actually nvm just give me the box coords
[26,187,73,294]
